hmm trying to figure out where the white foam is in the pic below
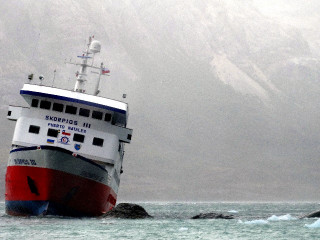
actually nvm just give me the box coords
[305,219,320,228]
[238,219,269,225]
[179,227,188,231]
[267,214,297,221]
[228,210,239,213]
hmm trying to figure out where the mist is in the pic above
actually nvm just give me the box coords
[1,0,320,201]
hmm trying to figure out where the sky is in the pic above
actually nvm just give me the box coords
[1,0,320,202]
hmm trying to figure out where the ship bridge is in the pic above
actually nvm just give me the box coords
[20,84,129,126]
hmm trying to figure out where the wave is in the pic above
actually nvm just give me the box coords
[238,219,269,225]
[305,219,320,228]
[228,210,239,213]
[267,214,297,221]
[178,227,189,231]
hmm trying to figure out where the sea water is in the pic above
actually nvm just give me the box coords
[0,202,320,239]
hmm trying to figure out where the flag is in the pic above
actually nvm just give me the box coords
[47,139,54,144]
[77,55,92,59]
[102,67,110,74]
[77,56,91,58]
[62,130,71,136]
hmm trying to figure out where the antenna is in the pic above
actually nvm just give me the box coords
[28,74,34,83]
[52,69,56,87]
[65,36,102,93]
[39,75,44,85]
[94,62,103,96]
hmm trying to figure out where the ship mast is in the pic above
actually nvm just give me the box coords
[74,36,92,93]
[66,36,108,95]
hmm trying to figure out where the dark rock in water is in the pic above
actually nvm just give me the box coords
[102,203,152,219]
[300,210,320,219]
[191,212,234,219]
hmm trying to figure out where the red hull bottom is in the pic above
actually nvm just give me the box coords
[5,166,117,217]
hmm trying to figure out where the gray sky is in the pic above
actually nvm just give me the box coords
[1,0,320,201]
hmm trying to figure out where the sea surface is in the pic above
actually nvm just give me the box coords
[1,202,320,239]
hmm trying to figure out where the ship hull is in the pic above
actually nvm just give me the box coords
[5,146,117,217]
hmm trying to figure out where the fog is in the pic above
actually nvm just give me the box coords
[1,0,320,201]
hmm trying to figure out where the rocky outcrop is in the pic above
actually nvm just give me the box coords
[300,210,320,219]
[191,212,234,219]
[102,203,152,219]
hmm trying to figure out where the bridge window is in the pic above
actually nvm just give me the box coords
[73,133,85,143]
[92,110,103,120]
[79,108,90,117]
[52,103,64,112]
[47,128,59,137]
[29,125,40,134]
[127,134,132,140]
[104,113,112,122]
[93,137,104,147]
[31,99,39,107]
[40,100,51,110]
[65,105,77,115]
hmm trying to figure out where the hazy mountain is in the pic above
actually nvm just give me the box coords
[1,0,320,201]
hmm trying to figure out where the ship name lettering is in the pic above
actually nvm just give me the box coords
[68,126,86,133]
[30,159,37,165]
[45,115,78,126]
[13,159,36,166]
[48,123,65,129]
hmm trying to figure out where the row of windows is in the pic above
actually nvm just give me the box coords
[29,125,104,147]
[31,99,112,122]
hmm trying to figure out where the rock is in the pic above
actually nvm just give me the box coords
[191,212,234,219]
[102,203,152,219]
[300,210,320,219]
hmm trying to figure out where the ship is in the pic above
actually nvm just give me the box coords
[5,36,133,217]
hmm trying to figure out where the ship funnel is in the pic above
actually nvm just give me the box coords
[89,40,101,53]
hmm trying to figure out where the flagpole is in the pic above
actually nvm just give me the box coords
[94,62,103,96]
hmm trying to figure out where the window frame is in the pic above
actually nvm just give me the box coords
[92,110,103,120]
[31,99,39,108]
[104,113,112,122]
[47,128,59,137]
[73,133,85,143]
[79,108,90,117]
[52,103,64,112]
[29,125,40,134]
[65,105,77,115]
[40,100,51,110]
[92,137,104,147]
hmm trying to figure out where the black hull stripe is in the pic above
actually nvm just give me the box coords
[10,146,107,172]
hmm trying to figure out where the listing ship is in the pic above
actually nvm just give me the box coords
[5,36,133,216]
